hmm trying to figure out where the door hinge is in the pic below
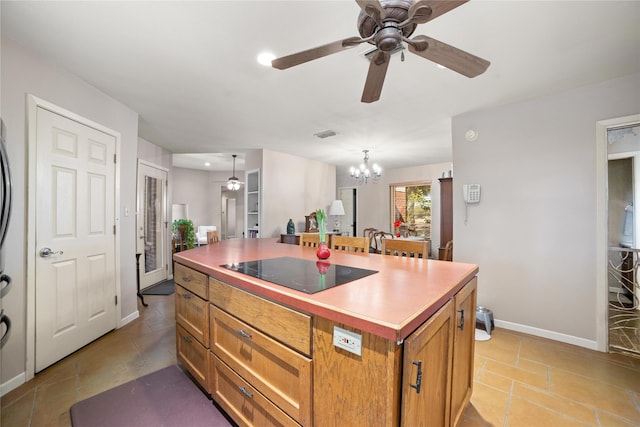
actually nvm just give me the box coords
[115,295,118,305]
[113,153,117,164]
[166,264,168,271]
[113,225,116,235]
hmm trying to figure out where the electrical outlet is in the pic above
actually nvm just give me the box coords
[333,326,362,356]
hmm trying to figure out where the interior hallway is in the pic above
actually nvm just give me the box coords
[2,293,639,426]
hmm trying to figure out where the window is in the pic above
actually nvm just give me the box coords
[390,182,432,239]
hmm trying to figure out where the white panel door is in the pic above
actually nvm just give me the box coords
[35,107,117,372]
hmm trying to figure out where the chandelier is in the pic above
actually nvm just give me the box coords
[349,150,382,184]
[226,154,242,191]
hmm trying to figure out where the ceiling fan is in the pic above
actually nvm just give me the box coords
[271,0,490,103]
[226,154,243,191]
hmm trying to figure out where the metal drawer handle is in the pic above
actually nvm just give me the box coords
[458,309,465,330]
[182,293,191,299]
[238,329,252,339]
[239,386,253,399]
[181,276,191,282]
[183,335,192,343]
[410,360,422,394]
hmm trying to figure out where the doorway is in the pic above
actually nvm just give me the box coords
[606,124,640,356]
[221,188,238,239]
[137,161,168,289]
[27,97,121,375]
[338,187,356,236]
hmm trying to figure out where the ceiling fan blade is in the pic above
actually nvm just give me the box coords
[272,37,365,70]
[416,0,469,24]
[356,0,386,25]
[407,35,490,78]
[361,51,390,103]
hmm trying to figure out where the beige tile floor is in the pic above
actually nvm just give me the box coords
[2,294,640,427]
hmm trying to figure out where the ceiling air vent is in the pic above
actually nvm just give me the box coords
[314,130,337,139]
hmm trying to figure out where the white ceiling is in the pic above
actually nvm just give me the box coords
[2,1,639,172]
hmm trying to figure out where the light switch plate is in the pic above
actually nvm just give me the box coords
[333,326,362,356]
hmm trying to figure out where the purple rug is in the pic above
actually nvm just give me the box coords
[70,365,234,427]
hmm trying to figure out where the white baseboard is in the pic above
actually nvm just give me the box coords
[495,319,599,351]
[119,310,139,328]
[1,371,26,397]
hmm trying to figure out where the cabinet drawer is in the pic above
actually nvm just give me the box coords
[209,278,311,356]
[210,353,300,427]
[176,324,209,393]
[211,306,312,426]
[175,285,209,347]
[174,263,208,299]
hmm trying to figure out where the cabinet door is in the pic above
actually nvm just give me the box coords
[175,285,209,347]
[401,299,454,427]
[176,324,209,393]
[450,278,477,427]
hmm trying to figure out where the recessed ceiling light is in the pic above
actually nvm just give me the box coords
[257,52,276,66]
[204,162,211,167]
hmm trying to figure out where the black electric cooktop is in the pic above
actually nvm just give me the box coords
[221,257,378,294]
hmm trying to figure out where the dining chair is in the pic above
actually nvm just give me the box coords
[299,233,321,248]
[363,228,377,252]
[381,239,429,258]
[442,240,453,261]
[206,230,219,244]
[331,236,369,253]
[372,231,394,254]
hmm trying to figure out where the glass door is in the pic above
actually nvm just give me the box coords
[137,161,168,289]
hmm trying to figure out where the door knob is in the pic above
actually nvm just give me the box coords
[39,247,63,258]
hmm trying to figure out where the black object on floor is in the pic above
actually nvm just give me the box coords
[141,279,175,295]
[70,365,233,427]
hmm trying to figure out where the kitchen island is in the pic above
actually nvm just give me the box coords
[173,238,479,427]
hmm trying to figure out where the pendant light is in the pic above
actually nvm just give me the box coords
[227,154,241,191]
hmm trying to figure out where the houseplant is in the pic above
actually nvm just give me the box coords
[315,208,330,259]
[172,219,195,249]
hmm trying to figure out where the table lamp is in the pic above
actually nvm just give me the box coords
[328,200,345,232]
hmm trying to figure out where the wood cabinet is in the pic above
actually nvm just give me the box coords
[439,177,453,260]
[174,263,210,392]
[450,278,477,427]
[312,278,476,427]
[402,299,455,426]
[174,256,477,427]
[209,278,312,426]
[280,234,300,245]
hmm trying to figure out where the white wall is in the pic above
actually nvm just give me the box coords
[171,167,246,238]
[173,167,215,230]
[262,149,337,237]
[452,73,640,347]
[1,37,139,387]
[138,137,172,170]
[337,162,451,249]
